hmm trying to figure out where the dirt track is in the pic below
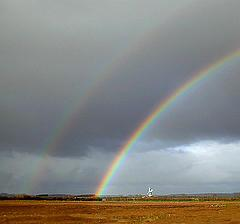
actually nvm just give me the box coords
[1,200,240,223]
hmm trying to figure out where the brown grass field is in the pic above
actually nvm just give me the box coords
[1,200,240,223]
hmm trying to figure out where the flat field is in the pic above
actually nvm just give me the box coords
[1,200,240,223]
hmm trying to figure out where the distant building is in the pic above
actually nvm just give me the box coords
[147,187,153,197]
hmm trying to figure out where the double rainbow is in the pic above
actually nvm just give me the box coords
[27,2,192,193]
[95,49,240,196]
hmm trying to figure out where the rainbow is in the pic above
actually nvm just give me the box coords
[27,2,193,193]
[95,48,240,196]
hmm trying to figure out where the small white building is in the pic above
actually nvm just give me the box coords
[147,187,153,197]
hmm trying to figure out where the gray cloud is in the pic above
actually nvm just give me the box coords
[1,0,240,194]
[0,0,191,154]
[1,140,240,194]
[66,0,240,152]
[107,140,240,195]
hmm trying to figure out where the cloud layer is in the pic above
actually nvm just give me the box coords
[0,0,240,194]
[1,140,240,194]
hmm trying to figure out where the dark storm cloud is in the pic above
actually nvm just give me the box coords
[0,150,109,194]
[64,0,240,153]
[0,0,240,157]
[1,0,240,195]
[0,0,190,155]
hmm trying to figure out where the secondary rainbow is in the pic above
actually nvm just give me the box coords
[27,3,193,193]
[95,48,240,196]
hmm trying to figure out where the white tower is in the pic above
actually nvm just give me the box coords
[147,187,153,197]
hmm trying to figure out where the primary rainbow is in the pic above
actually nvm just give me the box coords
[27,2,193,193]
[95,48,240,196]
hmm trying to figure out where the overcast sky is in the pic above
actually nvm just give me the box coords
[1,0,240,195]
